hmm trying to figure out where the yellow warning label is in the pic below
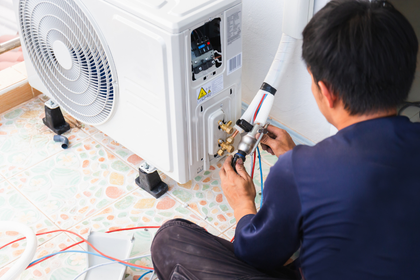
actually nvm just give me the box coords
[198,88,208,100]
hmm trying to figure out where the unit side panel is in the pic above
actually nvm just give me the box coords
[82,0,178,176]
[186,4,243,178]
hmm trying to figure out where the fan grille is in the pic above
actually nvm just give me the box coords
[19,0,117,125]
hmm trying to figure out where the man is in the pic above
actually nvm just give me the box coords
[151,0,420,279]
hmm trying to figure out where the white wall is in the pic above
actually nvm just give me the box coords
[242,0,331,143]
[0,0,18,37]
[241,0,420,143]
[392,1,420,103]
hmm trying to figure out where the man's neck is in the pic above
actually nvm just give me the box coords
[334,109,397,131]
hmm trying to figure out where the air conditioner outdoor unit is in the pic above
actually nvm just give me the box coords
[15,0,243,183]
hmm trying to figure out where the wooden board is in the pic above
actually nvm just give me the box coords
[0,81,41,114]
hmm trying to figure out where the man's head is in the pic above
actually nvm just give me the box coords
[302,0,418,124]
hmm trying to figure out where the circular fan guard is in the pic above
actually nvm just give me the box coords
[19,0,117,125]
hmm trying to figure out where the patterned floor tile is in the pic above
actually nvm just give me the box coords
[259,147,278,166]
[161,157,271,233]
[93,131,143,169]
[0,181,60,269]
[0,233,87,280]
[0,98,89,178]
[223,225,236,240]
[8,138,138,229]
[68,190,221,280]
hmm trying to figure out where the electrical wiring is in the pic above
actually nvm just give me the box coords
[150,271,155,280]
[251,152,256,179]
[257,146,264,208]
[29,250,148,270]
[256,95,267,117]
[72,254,151,280]
[105,226,160,233]
[0,228,158,270]
[139,271,153,280]
[28,240,84,268]
[251,94,267,125]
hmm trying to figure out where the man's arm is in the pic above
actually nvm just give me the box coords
[226,151,302,271]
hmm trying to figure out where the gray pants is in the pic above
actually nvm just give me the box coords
[151,219,299,280]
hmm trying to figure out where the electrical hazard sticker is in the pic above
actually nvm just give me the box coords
[198,88,209,99]
[197,75,224,104]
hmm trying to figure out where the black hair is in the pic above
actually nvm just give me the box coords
[302,0,418,115]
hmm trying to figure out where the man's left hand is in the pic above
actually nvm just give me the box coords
[219,156,257,222]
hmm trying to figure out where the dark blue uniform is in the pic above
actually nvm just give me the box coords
[234,116,420,279]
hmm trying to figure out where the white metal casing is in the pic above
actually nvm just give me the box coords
[15,0,242,183]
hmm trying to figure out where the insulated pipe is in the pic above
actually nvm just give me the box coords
[236,0,313,130]
[0,37,21,55]
[237,34,296,128]
[0,222,37,280]
[254,34,297,125]
[54,135,69,149]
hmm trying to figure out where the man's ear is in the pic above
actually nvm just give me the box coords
[318,81,337,108]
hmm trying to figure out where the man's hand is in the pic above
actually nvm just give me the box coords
[219,156,257,222]
[260,125,296,157]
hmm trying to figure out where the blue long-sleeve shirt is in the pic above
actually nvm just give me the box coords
[234,116,420,280]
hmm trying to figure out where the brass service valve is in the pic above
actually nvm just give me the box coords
[217,139,234,156]
[219,120,234,134]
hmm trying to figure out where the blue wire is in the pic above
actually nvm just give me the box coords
[257,147,264,208]
[28,250,151,271]
[256,94,267,116]
[139,271,153,279]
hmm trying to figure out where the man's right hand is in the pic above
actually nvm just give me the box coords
[260,125,296,157]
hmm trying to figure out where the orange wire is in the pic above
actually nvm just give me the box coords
[29,229,154,270]
[105,226,160,233]
[1,227,160,270]
[27,241,84,268]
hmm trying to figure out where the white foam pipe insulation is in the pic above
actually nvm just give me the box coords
[236,0,314,131]
[0,222,37,280]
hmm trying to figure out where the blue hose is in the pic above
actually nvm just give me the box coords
[257,147,264,207]
[53,134,69,149]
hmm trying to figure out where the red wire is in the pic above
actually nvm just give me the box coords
[251,152,256,179]
[253,94,266,123]
[27,241,84,268]
[105,226,160,233]
[232,94,266,243]
[250,94,265,180]
[0,227,161,270]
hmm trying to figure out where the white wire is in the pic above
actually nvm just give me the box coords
[72,254,151,280]
[150,271,155,280]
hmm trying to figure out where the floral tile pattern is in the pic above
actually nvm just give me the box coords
[0,233,87,280]
[0,94,286,279]
[8,138,138,229]
[68,190,220,280]
[0,181,59,268]
[93,131,144,169]
[259,148,278,166]
[0,98,89,178]
[161,158,271,233]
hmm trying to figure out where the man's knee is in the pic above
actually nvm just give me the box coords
[151,219,196,257]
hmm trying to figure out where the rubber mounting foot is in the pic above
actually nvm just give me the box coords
[135,168,168,199]
[42,105,70,135]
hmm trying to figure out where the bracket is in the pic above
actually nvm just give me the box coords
[135,162,168,199]
[42,100,70,135]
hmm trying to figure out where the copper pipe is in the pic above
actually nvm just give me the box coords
[231,130,239,139]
